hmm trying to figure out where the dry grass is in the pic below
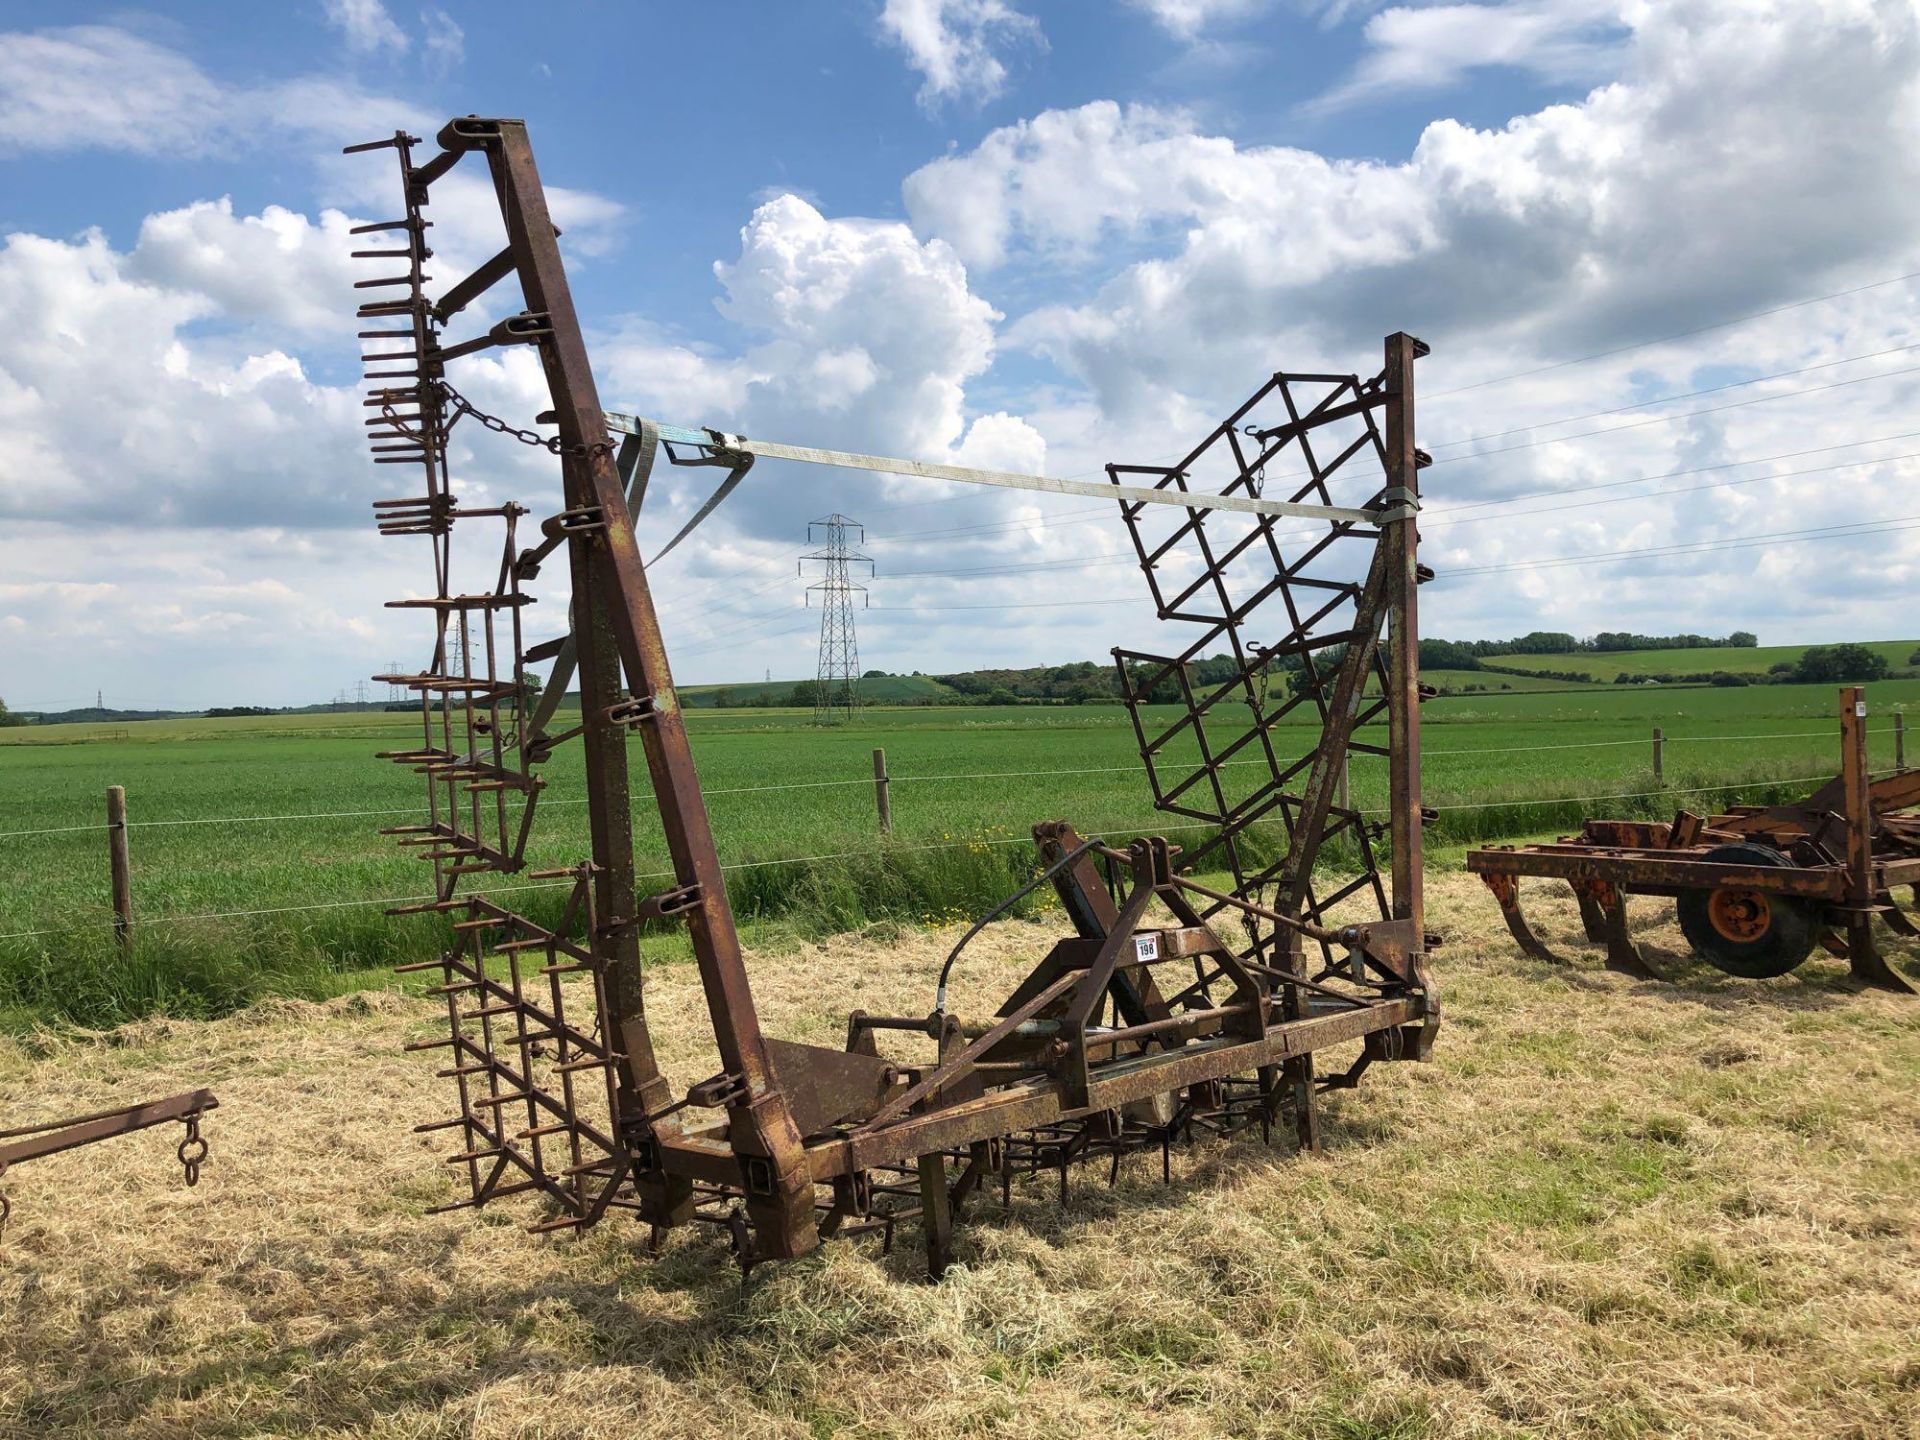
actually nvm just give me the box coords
[2,871,1917,1439]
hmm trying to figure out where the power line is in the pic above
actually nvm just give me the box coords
[1426,361,1920,467]
[870,505,1110,545]
[1423,429,1920,518]
[674,616,819,661]
[1426,343,1920,451]
[1435,514,1920,579]
[1423,268,1920,400]
[1426,448,1920,531]
[884,554,1136,581]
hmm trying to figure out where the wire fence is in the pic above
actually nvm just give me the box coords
[0,703,1900,947]
[0,726,1882,842]
[0,768,1874,946]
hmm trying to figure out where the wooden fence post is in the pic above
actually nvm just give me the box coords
[106,785,132,955]
[1336,754,1350,813]
[1897,710,1907,772]
[872,748,892,835]
[1652,727,1664,788]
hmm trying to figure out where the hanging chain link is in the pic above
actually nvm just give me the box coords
[438,377,562,451]
[1237,423,1268,497]
[374,378,612,462]
[176,1111,209,1188]
[438,378,613,460]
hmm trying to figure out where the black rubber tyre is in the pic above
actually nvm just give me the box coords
[1676,842,1818,978]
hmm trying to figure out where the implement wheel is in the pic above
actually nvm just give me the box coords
[1677,843,1818,978]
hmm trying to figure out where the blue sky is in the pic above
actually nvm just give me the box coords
[3,1,1918,709]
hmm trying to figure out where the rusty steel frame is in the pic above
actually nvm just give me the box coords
[0,1089,218,1232]
[1108,342,1436,1014]
[352,116,1438,1277]
[1467,687,1920,992]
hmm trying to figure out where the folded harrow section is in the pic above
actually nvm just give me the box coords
[351,132,542,895]
[397,874,630,1228]
[349,117,1439,1278]
[349,117,818,1257]
[1111,345,1435,1011]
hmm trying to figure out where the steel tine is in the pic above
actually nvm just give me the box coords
[1600,888,1669,982]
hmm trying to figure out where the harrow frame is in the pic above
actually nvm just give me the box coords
[351,115,1439,1275]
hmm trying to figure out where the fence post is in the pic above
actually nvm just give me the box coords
[1652,727,1664,788]
[106,785,133,955]
[1336,754,1350,812]
[872,748,892,835]
[1898,710,1908,772]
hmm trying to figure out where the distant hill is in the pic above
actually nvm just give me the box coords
[1485,639,1919,685]
[15,636,1915,726]
[678,674,959,708]
[11,705,196,726]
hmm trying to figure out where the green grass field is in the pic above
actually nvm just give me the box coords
[1423,667,1605,693]
[2,680,1912,1030]
[1484,637,1919,682]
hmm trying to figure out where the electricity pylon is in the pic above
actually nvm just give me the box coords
[800,514,873,724]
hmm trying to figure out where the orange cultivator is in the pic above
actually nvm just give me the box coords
[1468,688,1919,992]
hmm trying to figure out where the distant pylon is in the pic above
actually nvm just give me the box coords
[800,514,873,724]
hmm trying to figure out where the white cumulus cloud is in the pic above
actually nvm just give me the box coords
[421,6,465,73]
[1311,0,1630,113]
[878,0,1045,108]
[0,23,435,156]
[1127,0,1273,38]
[323,0,410,54]
[892,0,1920,648]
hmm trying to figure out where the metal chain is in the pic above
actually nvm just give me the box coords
[176,1112,208,1187]
[377,379,611,461]
[437,378,612,460]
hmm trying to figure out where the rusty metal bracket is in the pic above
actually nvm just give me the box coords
[1,1090,219,1235]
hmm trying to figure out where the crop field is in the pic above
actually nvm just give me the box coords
[1,679,1916,1031]
[1483,638,1919,683]
[1421,668,1607,693]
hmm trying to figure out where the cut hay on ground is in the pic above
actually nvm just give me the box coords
[2,872,1916,1439]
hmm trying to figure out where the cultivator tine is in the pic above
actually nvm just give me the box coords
[346,128,541,894]
[1570,886,1604,942]
[1596,886,1669,982]
[1838,920,1920,994]
[1479,872,1565,964]
[1878,891,1919,937]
